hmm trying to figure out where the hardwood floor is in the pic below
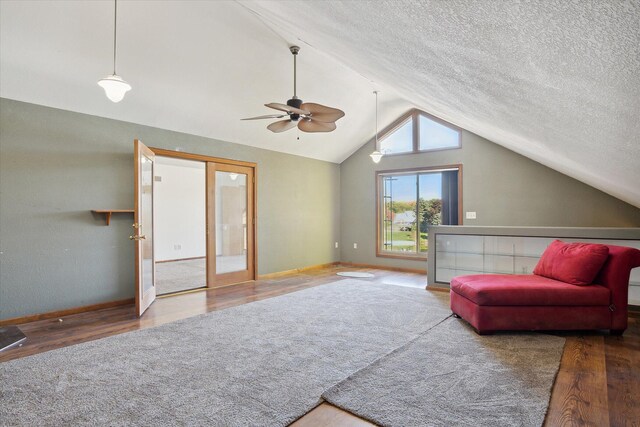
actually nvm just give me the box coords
[292,403,375,427]
[1,266,638,426]
[546,316,640,427]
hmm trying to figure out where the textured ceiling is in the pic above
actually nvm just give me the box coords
[1,1,639,207]
[241,0,640,208]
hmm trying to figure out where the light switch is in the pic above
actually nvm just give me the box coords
[466,211,477,219]
[353,243,358,249]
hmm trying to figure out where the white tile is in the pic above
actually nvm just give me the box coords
[455,235,484,253]
[628,285,640,306]
[435,267,456,283]
[455,253,484,271]
[514,256,539,275]
[436,252,456,269]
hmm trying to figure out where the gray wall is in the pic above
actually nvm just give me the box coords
[0,99,340,320]
[339,129,640,270]
[3,97,639,320]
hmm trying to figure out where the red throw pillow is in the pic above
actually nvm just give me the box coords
[533,240,609,285]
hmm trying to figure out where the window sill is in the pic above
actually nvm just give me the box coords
[376,252,427,261]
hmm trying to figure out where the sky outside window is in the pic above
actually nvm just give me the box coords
[380,119,413,154]
[388,173,442,201]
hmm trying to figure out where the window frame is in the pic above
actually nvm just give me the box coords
[375,109,462,156]
[375,165,463,260]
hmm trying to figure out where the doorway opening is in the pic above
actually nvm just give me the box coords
[154,156,207,295]
[140,147,256,304]
[133,140,258,315]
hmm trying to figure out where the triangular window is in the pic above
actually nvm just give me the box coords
[379,117,413,154]
[376,110,461,155]
[418,113,460,151]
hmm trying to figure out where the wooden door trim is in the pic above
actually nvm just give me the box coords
[134,139,156,317]
[207,163,256,287]
[149,148,258,289]
[150,147,256,168]
[206,162,215,287]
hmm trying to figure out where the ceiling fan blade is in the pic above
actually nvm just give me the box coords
[300,103,345,123]
[298,119,337,133]
[267,119,298,133]
[241,114,287,121]
[265,102,310,116]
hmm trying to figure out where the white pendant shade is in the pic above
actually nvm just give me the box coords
[370,150,383,163]
[98,74,131,103]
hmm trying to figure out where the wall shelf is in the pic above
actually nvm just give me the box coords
[92,209,134,226]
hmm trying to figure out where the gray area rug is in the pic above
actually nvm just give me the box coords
[0,280,451,426]
[323,317,566,427]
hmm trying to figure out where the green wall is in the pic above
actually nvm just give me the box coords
[339,127,640,270]
[3,98,639,320]
[0,99,340,320]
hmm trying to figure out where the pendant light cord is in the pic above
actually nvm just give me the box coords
[113,0,118,75]
[374,91,379,144]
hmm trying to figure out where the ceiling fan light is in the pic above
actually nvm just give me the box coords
[98,74,131,103]
[370,150,383,163]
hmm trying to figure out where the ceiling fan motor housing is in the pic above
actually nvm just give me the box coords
[287,97,303,121]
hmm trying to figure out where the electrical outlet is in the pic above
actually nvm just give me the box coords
[335,242,339,248]
[353,243,358,249]
[174,244,181,250]
[465,211,477,219]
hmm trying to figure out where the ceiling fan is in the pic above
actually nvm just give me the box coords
[242,46,345,133]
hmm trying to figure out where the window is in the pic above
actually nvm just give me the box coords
[418,114,460,151]
[377,166,461,258]
[379,118,413,154]
[376,109,461,155]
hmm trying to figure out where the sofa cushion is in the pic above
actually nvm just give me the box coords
[533,240,610,285]
[451,274,610,306]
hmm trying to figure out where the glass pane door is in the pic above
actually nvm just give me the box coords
[133,139,156,317]
[207,163,255,287]
[141,153,154,293]
[215,171,248,274]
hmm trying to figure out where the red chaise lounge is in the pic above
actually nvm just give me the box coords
[450,242,640,335]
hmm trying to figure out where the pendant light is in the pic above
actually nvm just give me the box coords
[98,0,131,102]
[369,91,383,163]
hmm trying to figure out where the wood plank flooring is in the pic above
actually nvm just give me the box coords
[292,403,375,427]
[546,316,640,427]
[1,266,638,426]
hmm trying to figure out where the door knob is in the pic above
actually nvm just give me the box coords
[129,235,146,240]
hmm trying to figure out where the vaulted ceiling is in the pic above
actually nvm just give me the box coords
[1,1,639,207]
